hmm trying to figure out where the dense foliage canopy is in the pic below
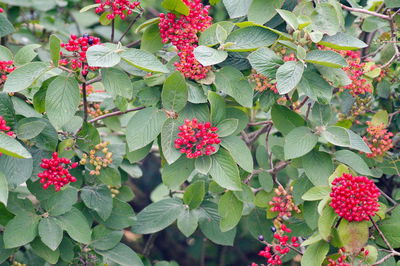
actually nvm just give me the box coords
[0,0,399,265]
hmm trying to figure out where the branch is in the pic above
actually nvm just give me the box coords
[86,76,102,85]
[111,19,115,43]
[296,96,309,110]
[340,4,391,20]
[370,216,393,251]
[82,82,88,122]
[88,106,145,123]
[119,12,143,42]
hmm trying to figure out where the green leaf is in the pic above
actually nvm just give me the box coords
[322,126,371,153]
[371,110,389,127]
[127,142,152,163]
[221,136,253,173]
[334,150,372,176]
[385,0,400,7]
[14,44,41,66]
[0,172,8,206]
[162,71,188,112]
[162,156,194,189]
[199,22,235,47]
[4,214,40,248]
[248,47,283,77]
[247,0,285,25]
[0,14,15,38]
[16,117,47,139]
[377,207,400,248]
[225,26,278,52]
[81,185,113,221]
[97,199,135,230]
[302,150,333,186]
[284,127,318,160]
[305,50,347,68]
[132,198,185,234]
[45,76,80,129]
[276,61,304,94]
[0,133,31,158]
[198,201,236,246]
[271,104,306,135]
[338,219,369,253]
[301,240,329,266]
[57,207,91,244]
[86,44,121,68]
[95,243,144,266]
[161,119,182,164]
[276,9,299,30]
[318,205,337,241]
[161,0,190,16]
[214,66,253,108]
[222,0,252,18]
[31,238,60,264]
[297,70,332,104]
[121,48,169,73]
[302,186,331,201]
[217,118,238,137]
[311,103,332,125]
[0,156,32,188]
[218,191,243,232]
[141,23,163,53]
[126,107,167,151]
[209,148,242,191]
[310,3,340,36]
[319,32,368,50]
[195,156,212,174]
[194,46,228,66]
[101,68,133,99]
[44,186,78,216]
[91,225,123,251]
[183,181,205,209]
[177,209,198,237]
[80,3,101,12]
[38,217,63,251]
[208,91,226,124]
[4,62,50,93]
[0,45,13,61]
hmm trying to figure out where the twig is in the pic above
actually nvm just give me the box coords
[296,96,309,110]
[143,233,158,257]
[370,216,393,251]
[285,94,293,110]
[305,103,312,120]
[86,76,102,85]
[111,19,115,43]
[340,4,391,20]
[58,65,74,74]
[373,253,397,265]
[200,238,207,266]
[82,82,88,122]
[378,188,398,206]
[248,124,272,143]
[88,106,145,123]
[248,120,272,126]
[126,40,141,48]
[119,12,142,42]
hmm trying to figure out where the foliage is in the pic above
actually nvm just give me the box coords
[0,0,399,265]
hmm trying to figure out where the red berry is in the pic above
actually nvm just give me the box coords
[94,0,141,20]
[330,173,380,222]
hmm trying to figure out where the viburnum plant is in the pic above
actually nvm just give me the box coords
[0,0,399,265]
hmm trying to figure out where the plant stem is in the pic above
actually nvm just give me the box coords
[111,19,115,43]
[370,216,393,251]
[88,106,145,123]
[340,4,391,20]
[82,82,88,122]
[119,12,142,42]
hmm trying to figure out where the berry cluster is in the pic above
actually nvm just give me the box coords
[38,152,78,191]
[253,224,300,265]
[80,141,113,175]
[338,96,372,124]
[159,0,212,80]
[0,116,14,136]
[283,53,296,62]
[330,173,380,222]
[327,247,369,266]
[95,0,141,20]
[88,103,110,118]
[362,121,394,158]
[0,60,15,85]
[319,46,375,96]
[269,186,300,218]
[108,185,121,198]
[174,118,220,159]
[12,261,26,266]
[249,70,278,94]
[59,34,101,75]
